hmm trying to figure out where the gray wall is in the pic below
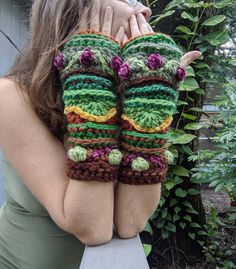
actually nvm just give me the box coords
[0,0,29,205]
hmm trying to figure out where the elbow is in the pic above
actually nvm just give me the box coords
[115,221,146,239]
[75,228,113,246]
[65,220,113,246]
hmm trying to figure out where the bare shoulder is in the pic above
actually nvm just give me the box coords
[0,77,21,94]
[0,77,29,109]
[0,77,39,146]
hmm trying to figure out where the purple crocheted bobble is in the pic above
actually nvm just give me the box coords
[87,147,117,161]
[110,56,123,71]
[147,53,164,70]
[176,66,186,81]
[80,48,95,67]
[118,62,132,80]
[54,51,64,70]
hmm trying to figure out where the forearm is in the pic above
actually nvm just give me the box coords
[114,182,161,238]
[63,179,114,244]
[53,31,122,245]
[114,32,185,237]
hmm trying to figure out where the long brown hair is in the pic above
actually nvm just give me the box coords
[5,0,92,142]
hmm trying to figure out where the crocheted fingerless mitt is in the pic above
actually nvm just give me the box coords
[54,30,123,182]
[118,33,186,185]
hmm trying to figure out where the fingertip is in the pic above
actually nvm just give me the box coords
[130,15,135,21]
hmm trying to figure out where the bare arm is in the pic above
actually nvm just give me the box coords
[114,182,161,238]
[0,78,113,246]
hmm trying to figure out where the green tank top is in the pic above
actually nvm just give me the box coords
[0,151,85,269]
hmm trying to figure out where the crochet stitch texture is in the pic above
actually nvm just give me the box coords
[118,32,186,185]
[54,30,123,182]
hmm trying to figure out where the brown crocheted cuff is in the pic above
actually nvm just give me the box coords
[118,152,168,185]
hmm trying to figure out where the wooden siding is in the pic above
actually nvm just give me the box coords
[0,0,29,76]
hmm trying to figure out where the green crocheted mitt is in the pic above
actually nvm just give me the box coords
[54,30,123,182]
[118,32,186,185]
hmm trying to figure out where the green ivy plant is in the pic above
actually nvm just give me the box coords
[142,0,235,266]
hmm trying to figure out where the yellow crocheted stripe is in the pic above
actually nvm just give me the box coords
[121,114,173,133]
[65,106,117,123]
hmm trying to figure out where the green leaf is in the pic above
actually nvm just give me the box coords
[181,113,197,121]
[188,188,200,195]
[184,1,204,8]
[181,12,198,22]
[204,30,230,46]
[183,215,192,222]
[175,188,188,197]
[161,230,170,239]
[174,176,184,185]
[190,222,201,228]
[183,201,193,208]
[166,212,172,222]
[188,233,196,240]
[162,208,168,219]
[198,230,207,236]
[197,240,205,246]
[143,244,152,257]
[189,107,204,112]
[180,77,199,91]
[229,213,236,221]
[184,123,204,130]
[182,145,193,156]
[186,66,195,77]
[144,221,153,235]
[186,208,199,215]
[174,206,181,214]
[202,15,227,26]
[194,88,206,95]
[179,222,186,229]
[165,180,175,190]
[159,197,166,207]
[164,0,182,10]
[177,100,189,106]
[173,214,181,223]
[213,0,233,9]
[195,63,210,69]
[166,222,177,233]
[157,219,166,228]
[173,166,189,177]
[172,134,196,144]
[150,10,175,26]
[176,26,192,35]
[170,198,178,207]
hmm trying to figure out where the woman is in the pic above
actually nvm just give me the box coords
[0,0,201,268]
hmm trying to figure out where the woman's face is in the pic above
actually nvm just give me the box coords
[99,0,152,38]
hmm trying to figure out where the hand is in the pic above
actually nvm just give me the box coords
[76,2,125,46]
[128,13,202,67]
[76,0,114,37]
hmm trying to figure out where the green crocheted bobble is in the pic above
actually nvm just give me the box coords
[68,146,87,162]
[131,157,150,172]
[108,149,123,165]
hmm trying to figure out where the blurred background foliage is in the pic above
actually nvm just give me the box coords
[140,0,236,268]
